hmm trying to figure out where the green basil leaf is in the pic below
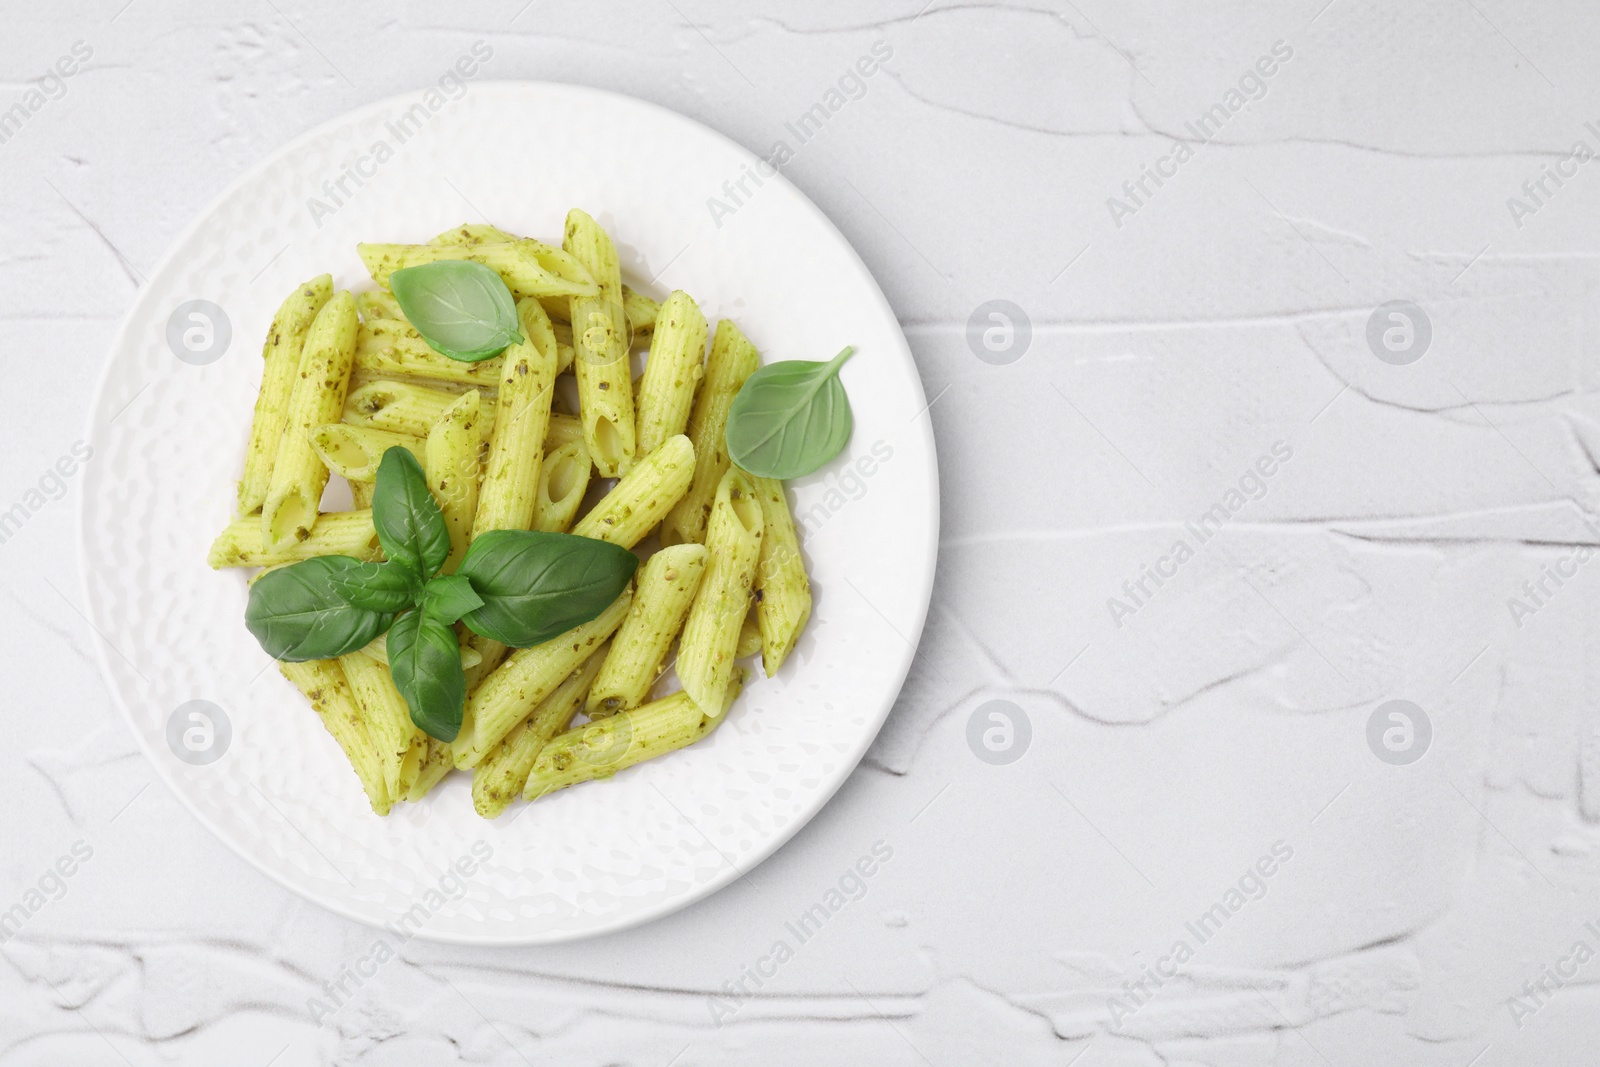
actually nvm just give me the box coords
[372,447,450,582]
[386,608,466,742]
[328,560,421,614]
[421,573,484,626]
[245,556,395,662]
[456,530,637,648]
[725,346,854,479]
[390,260,521,362]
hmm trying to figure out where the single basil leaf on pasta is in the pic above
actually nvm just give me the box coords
[421,573,484,626]
[386,608,466,742]
[245,556,395,662]
[390,260,521,362]
[371,447,451,583]
[725,346,854,480]
[328,560,420,614]
[456,529,637,648]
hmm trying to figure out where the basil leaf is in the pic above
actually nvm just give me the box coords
[328,560,421,613]
[245,556,395,662]
[390,260,521,362]
[421,573,484,626]
[386,608,466,742]
[456,530,638,648]
[372,447,450,582]
[725,346,854,479]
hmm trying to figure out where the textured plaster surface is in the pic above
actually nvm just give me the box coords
[3,1,1598,1063]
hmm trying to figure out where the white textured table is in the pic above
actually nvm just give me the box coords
[3,2,1596,1063]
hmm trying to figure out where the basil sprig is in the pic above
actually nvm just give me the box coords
[456,530,638,648]
[243,447,637,742]
[385,608,466,743]
[390,260,522,362]
[420,573,484,624]
[371,446,451,581]
[328,560,417,613]
[245,556,396,662]
[725,346,855,479]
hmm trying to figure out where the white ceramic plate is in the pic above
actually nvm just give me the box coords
[80,82,938,944]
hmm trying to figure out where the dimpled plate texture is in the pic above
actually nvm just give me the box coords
[80,82,938,944]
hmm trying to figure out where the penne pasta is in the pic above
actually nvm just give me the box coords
[676,468,764,713]
[429,222,519,247]
[345,379,494,440]
[279,658,391,814]
[622,285,660,337]
[523,668,745,802]
[472,644,606,818]
[426,390,484,573]
[471,299,559,537]
[309,423,425,482]
[349,481,374,510]
[209,509,380,568]
[354,319,504,387]
[544,412,585,450]
[458,300,561,688]
[462,440,593,693]
[461,636,502,701]
[261,291,359,549]
[564,209,637,478]
[751,476,811,676]
[339,650,423,803]
[541,285,655,337]
[570,434,694,548]
[238,274,333,516]
[660,319,759,545]
[585,544,707,718]
[634,290,707,456]
[454,586,633,769]
[357,239,598,300]
[530,439,592,534]
[539,295,571,326]
[396,732,426,798]
[693,666,750,738]
[524,692,700,800]
[551,320,576,373]
[404,738,454,802]
[355,288,403,322]
[736,613,763,660]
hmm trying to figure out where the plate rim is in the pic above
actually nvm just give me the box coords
[79,79,940,945]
